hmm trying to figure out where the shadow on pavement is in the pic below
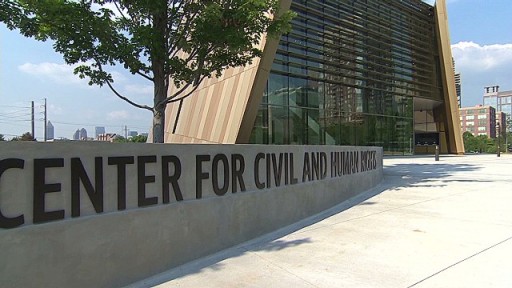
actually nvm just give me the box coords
[383,162,488,190]
[129,159,483,287]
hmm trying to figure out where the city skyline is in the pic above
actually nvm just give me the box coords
[2,0,512,140]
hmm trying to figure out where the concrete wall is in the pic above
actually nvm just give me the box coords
[0,142,382,287]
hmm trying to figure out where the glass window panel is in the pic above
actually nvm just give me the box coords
[249,106,269,144]
[267,73,288,106]
[306,109,321,144]
[268,105,289,144]
[289,77,308,107]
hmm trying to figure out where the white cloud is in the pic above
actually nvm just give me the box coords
[452,41,512,71]
[18,62,128,87]
[450,41,512,107]
[18,62,86,85]
[107,110,130,120]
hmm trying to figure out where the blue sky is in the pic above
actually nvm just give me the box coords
[2,0,512,140]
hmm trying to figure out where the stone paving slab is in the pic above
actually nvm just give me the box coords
[128,154,512,288]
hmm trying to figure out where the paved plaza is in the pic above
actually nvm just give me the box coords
[130,154,512,288]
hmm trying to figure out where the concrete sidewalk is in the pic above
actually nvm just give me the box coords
[129,154,512,288]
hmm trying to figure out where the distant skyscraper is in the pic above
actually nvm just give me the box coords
[73,129,80,140]
[128,131,138,137]
[80,128,88,140]
[47,121,54,140]
[95,126,105,139]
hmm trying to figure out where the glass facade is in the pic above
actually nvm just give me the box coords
[249,0,444,155]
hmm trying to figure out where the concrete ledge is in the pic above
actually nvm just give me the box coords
[0,142,382,287]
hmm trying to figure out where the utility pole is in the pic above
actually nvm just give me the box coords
[31,101,35,139]
[44,98,47,142]
[124,125,128,139]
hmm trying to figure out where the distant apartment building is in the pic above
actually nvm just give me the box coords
[46,121,54,140]
[483,86,512,131]
[496,112,507,138]
[128,131,138,137]
[459,105,496,138]
[97,133,118,142]
[95,126,106,139]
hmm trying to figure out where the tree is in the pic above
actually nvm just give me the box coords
[462,132,477,153]
[11,132,35,141]
[112,135,127,143]
[129,135,148,143]
[1,0,293,143]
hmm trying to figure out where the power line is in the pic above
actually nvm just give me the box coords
[0,111,32,117]
[0,120,31,126]
[0,110,32,117]
[0,104,31,109]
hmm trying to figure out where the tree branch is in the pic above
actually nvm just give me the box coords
[96,61,153,111]
[165,74,208,105]
[135,70,154,82]
[104,80,153,111]
[113,1,129,21]
[167,9,198,56]
[157,80,193,107]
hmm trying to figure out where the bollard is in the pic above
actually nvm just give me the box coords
[435,145,439,161]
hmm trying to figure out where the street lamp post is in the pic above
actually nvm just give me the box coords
[497,121,501,157]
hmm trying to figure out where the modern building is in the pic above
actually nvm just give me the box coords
[128,131,138,137]
[80,128,88,140]
[46,120,54,140]
[95,126,106,139]
[73,128,88,140]
[162,0,464,155]
[497,111,507,138]
[73,129,80,140]
[459,105,496,138]
[483,85,512,132]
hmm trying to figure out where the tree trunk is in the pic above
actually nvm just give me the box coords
[151,3,168,143]
[152,77,167,143]
[152,104,165,143]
